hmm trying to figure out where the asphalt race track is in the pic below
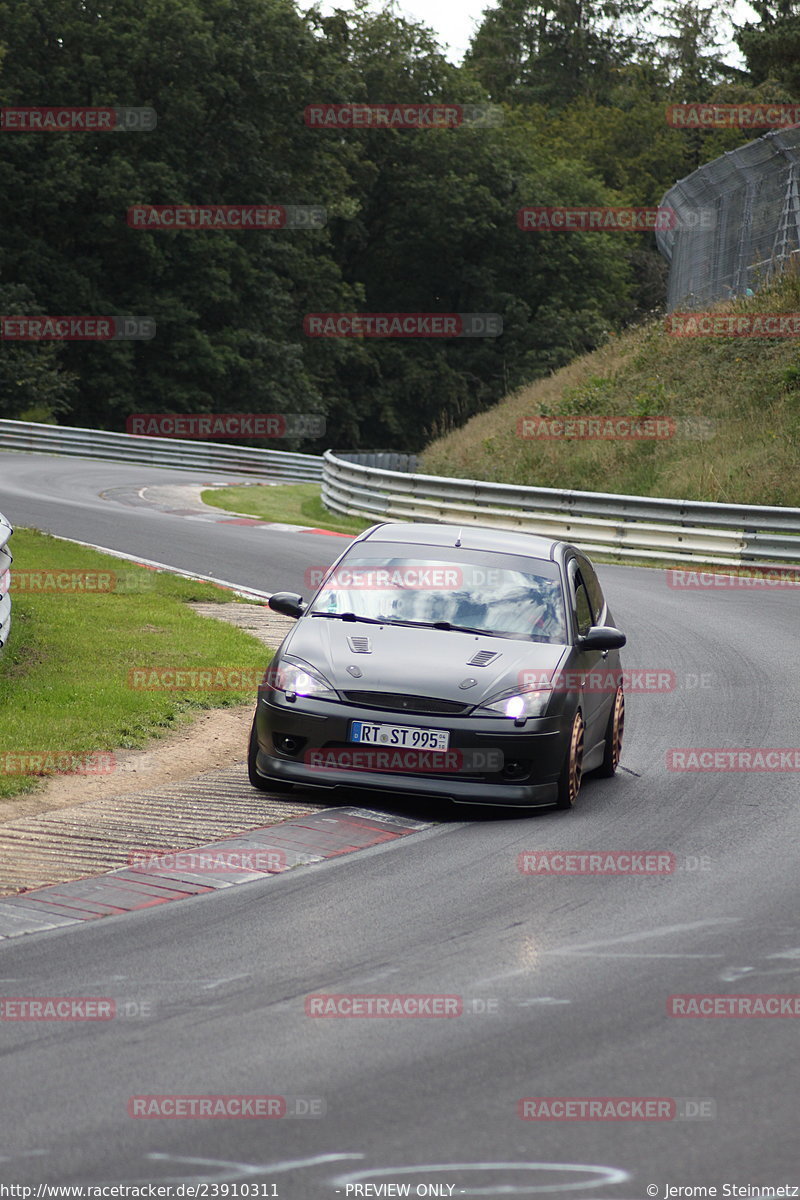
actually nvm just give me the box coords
[1,450,798,1196]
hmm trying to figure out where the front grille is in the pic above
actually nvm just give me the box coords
[341,691,469,715]
[321,742,491,779]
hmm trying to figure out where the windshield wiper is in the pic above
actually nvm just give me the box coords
[379,618,556,642]
[428,620,501,636]
[310,611,388,625]
[310,613,515,638]
[369,618,502,637]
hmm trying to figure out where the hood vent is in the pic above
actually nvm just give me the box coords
[467,650,500,667]
[347,635,372,654]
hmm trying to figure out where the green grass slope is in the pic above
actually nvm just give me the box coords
[422,273,800,507]
[0,530,271,799]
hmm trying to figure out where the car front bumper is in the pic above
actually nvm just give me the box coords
[253,692,567,807]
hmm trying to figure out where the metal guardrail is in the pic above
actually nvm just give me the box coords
[0,420,323,480]
[1,421,797,567]
[322,451,800,567]
[0,513,13,650]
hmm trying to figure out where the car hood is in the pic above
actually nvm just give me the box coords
[280,618,569,707]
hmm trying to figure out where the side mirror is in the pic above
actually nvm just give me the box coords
[268,591,306,619]
[577,625,626,651]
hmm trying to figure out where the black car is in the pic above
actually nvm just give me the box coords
[248,522,626,809]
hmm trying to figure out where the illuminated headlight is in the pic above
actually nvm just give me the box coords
[267,658,338,700]
[483,688,552,719]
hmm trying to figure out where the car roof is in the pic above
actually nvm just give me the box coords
[359,522,564,563]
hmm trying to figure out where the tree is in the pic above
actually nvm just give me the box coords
[0,282,76,421]
[0,0,649,451]
[302,4,635,447]
[0,0,356,446]
[466,0,653,107]
[656,0,730,97]
[736,0,800,93]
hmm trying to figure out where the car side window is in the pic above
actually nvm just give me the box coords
[571,568,593,637]
[576,555,605,622]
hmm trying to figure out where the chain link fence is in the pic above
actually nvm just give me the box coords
[657,124,800,311]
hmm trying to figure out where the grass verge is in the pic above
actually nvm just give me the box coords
[201,482,369,535]
[422,272,800,507]
[0,529,271,801]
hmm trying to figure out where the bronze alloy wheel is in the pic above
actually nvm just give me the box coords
[597,684,625,778]
[610,685,625,770]
[557,708,585,808]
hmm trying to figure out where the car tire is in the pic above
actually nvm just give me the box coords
[248,714,294,793]
[556,708,584,809]
[596,684,624,778]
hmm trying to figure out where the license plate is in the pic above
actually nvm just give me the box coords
[349,721,450,751]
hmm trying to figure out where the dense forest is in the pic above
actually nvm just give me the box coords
[0,0,798,451]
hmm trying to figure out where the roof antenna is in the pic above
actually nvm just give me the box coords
[454,528,462,547]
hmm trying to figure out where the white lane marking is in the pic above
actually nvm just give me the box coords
[345,967,402,985]
[43,532,273,601]
[472,969,530,986]
[332,1162,630,1196]
[545,952,726,959]
[142,1152,364,1183]
[721,962,800,981]
[515,997,572,1006]
[719,966,756,981]
[542,918,738,954]
[199,974,252,990]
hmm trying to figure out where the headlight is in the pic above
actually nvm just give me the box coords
[483,688,552,719]
[266,658,338,700]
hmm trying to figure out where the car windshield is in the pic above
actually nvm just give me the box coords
[307,550,567,643]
